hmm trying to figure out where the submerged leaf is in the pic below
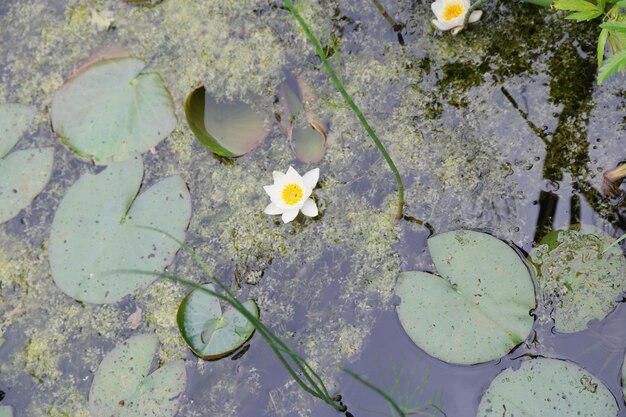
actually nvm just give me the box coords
[185,86,269,157]
[395,230,535,365]
[478,358,617,416]
[49,157,191,304]
[529,226,626,333]
[89,334,186,417]
[51,57,177,164]
[177,283,258,360]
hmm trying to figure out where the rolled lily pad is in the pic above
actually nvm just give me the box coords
[177,283,258,360]
[477,358,618,416]
[0,103,54,224]
[89,334,186,417]
[529,226,626,333]
[185,86,269,157]
[395,230,535,365]
[49,157,191,304]
[0,406,13,417]
[51,57,177,164]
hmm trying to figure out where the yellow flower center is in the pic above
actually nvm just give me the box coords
[443,2,464,21]
[282,183,303,206]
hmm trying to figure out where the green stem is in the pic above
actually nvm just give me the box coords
[283,0,405,219]
[370,0,403,31]
[523,0,552,7]
[463,0,489,28]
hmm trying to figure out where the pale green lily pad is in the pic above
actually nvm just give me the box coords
[89,334,186,417]
[177,283,258,360]
[0,103,54,224]
[0,103,36,158]
[529,226,626,333]
[477,358,617,416]
[49,157,191,304]
[395,230,535,365]
[51,57,177,164]
[184,86,269,157]
[0,406,13,417]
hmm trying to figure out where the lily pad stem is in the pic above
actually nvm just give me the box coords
[370,0,403,31]
[283,0,405,219]
[463,0,488,28]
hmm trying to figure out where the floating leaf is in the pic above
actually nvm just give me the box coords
[395,230,535,365]
[49,157,191,304]
[177,283,258,360]
[278,75,327,163]
[0,103,54,224]
[51,57,177,164]
[0,406,13,417]
[529,226,626,333]
[89,334,186,417]
[477,358,617,416]
[185,86,269,157]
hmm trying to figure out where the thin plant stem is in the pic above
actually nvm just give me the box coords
[341,367,407,417]
[283,0,405,219]
[603,232,626,254]
[370,0,403,31]
[463,0,489,28]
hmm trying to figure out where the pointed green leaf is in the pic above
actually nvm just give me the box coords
[49,157,191,303]
[598,48,626,84]
[553,0,598,11]
[564,9,602,19]
[478,358,617,416]
[600,21,626,33]
[51,57,177,165]
[395,230,535,365]
[598,28,609,68]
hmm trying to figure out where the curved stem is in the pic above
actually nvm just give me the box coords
[283,0,405,219]
[463,0,489,28]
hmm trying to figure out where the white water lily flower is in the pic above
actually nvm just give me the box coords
[431,0,482,35]
[264,166,319,223]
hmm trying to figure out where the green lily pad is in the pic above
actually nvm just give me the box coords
[184,86,269,157]
[48,157,191,304]
[529,226,626,333]
[89,334,186,417]
[0,103,54,224]
[51,57,177,164]
[395,230,535,365]
[177,283,258,360]
[0,406,13,417]
[477,358,618,416]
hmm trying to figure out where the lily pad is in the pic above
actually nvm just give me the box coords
[477,358,617,416]
[529,226,626,333]
[89,334,186,417]
[184,86,269,157]
[395,230,535,365]
[177,283,258,360]
[51,57,177,164]
[49,157,191,304]
[0,103,54,224]
[0,406,13,417]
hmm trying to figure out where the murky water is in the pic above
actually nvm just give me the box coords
[1,0,626,416]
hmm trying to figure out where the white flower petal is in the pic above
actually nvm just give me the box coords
[300,198,318,217]
[264,203,283,215]
[281,209,299,223]
[263,185,277,197]
[451,25,463,35]
[302,168,319,191]
[432,19,450,31]
[272,171,285,181]
[285,166,301,181]
[468,10,482,23]
[431,0,446,18]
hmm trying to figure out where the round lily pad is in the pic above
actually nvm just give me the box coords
[184,86,269,157]
[48,157,191,304]
[477,358,618,416]
[51,57,177,164]
[0,406,13,417]
[395,230,536,365]
[529,226,626,333]
[0,103,36,158]
[177,283,258,360]
[89,334,186,417]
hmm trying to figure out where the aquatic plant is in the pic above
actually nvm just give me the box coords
[263,166,319,223]
[282,0,405,219]
[430,0,483,35]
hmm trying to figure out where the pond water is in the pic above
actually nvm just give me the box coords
[1,0,626,417]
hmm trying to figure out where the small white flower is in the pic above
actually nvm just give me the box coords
[263,166,319,223]
[431,0,482,35]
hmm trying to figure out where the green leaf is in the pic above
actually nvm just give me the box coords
[184,86,269,157]
[598,28,609,68]
[89,334,186,417]
[48,157,191,304]
[599,21,626,32]
[478,358,618,416]
[529,226,626,332]
[598,48,626,84]
[564,9,603,19]
[553,0,598,11]
[0,103,36,159]
[51,57,177,165]
[177,283,258,360]
[0,406,13,417]
[394,230,535,365]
